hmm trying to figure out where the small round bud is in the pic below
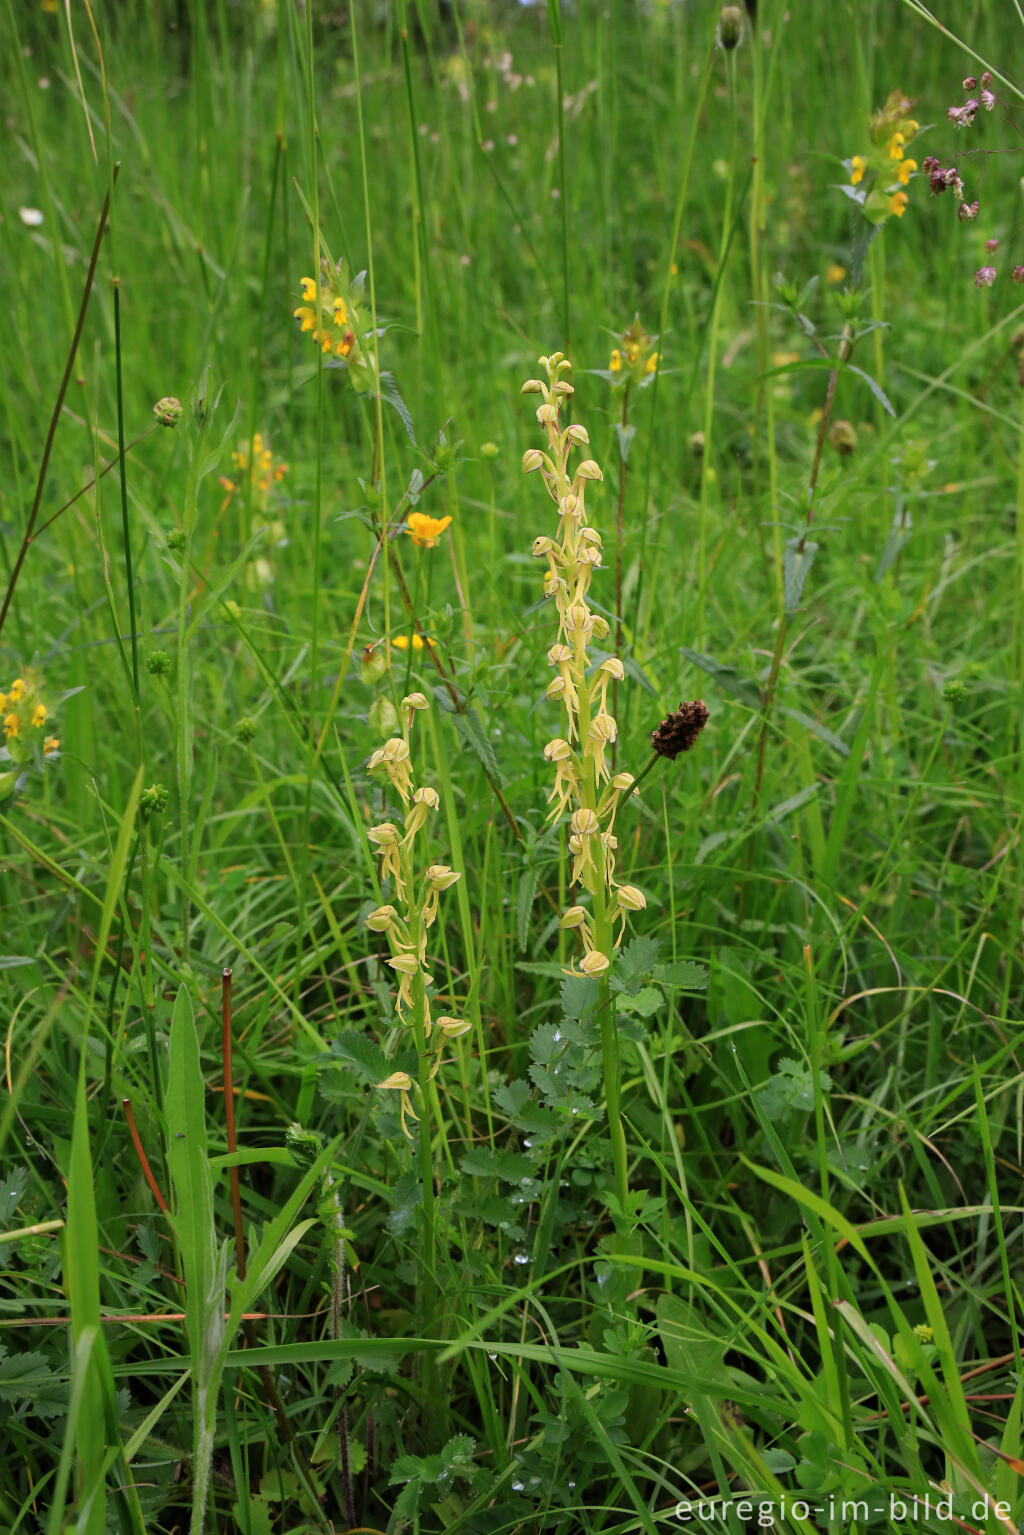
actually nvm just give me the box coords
[480,441,500,459]
[285,1121,324,1169]
[153,396,183,427]
[437,1016,472,1038]
[166,528,186,550]
[536,403,558,425]
[520,379,545,394]
[962,77,977,91]
[368,694,400,739]
[564,423,590,446]
[942,678,966,705]
[361,641,388,685]
[376,1071,414,1092]
[225,600,241,620]
[146,649,171,677]
[402,692,429,712]
[579,949,611,976]
[980,89,995,111]
[974,266,997,288]
[560,905,589,929]
[829,419,858,456]
[574,459,604,482]
[365,904,399,932]
[522,449,545,473]
[957,200,980,222]
[139,782,169,818]
[570,808,600,836]
[1012,267,1024,285]
[921,156,941,176]
[717,5,744,48]
[985,238,999,253]
[235,716,258,743]
[980,71,992,89]
[616,884,647,912]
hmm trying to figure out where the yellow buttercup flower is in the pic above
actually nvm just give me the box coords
[826,263,846,284]
[850,155,867,186]
[406,512,452,549]
[391,633,433,652]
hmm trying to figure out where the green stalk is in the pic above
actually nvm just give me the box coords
[547,0,572,353]
[695,50,738,651]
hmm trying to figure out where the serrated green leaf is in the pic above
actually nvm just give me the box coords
[653,960,708,990]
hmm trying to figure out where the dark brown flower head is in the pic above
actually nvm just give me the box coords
[651,700,709,759]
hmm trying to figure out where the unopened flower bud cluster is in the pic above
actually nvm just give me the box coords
[364,694,466,1137]
[924,73,1024,289]
[521,353,645,979]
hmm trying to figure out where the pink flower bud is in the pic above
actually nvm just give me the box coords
[974,265,997,288]
[985,238,999,253]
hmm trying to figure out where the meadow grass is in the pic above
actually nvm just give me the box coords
[2,1,1024,1531]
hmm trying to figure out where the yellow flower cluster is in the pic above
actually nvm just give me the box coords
[218,433,287,509]
[606,319,658,385]
[1,670,59,799]
[364,694,467,1137]
[522,353,645,978]
[293,273,356,359]
[848,89,919,225]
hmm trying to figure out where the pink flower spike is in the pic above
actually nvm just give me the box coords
[974,265,997,288]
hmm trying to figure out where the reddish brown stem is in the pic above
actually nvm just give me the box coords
[121,1098,168,1212]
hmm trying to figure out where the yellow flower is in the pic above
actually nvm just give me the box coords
[608,349,622,373]
[4,713,19,740]
[887,131,905,160]
[645,352,659,374]
[32,704,46,728]
[903,119,919,138]
[406,512,452,549]
[293,305,317,333]
[889,190,908,218]
[391,633,430,652]
[9,679,25,702]
[332,297,348,327]
[826,263,846,284]
[300,276,317,301]
[850,155,867,186]
[44,737,60,755]
[897,158,917,186]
